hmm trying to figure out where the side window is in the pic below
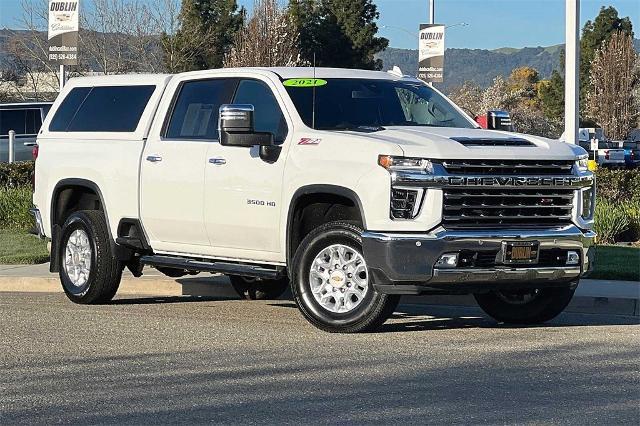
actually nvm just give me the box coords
[67,86,156,132]
[0,109,27,135]
[165,79,237,140]
[233,79,288,143]
[49,87,91,131]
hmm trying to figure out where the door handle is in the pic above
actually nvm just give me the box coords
[209,157,227,166]
[146,155,163,163]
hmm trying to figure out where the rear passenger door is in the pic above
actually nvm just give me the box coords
[140,78,237,250]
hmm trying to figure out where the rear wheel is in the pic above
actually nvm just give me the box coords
[59,210,122,304]
[474,284,576,324]
[229,275,289,300]
[291,221,400,333]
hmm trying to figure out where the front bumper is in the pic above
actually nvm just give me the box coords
[29,208,45,239]
[362,225,595,295]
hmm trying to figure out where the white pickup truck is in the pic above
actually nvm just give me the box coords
[32,68,595,333]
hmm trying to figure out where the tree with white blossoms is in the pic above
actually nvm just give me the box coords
[224,0,307,67]
[586,31,639,140]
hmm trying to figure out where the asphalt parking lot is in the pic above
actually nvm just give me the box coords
[1,292,638,424]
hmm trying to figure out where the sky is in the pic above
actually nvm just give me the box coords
[0,0,638,50]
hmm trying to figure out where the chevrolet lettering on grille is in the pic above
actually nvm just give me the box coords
[448,176,586,187]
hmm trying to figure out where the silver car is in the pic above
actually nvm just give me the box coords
[1,102,52,162]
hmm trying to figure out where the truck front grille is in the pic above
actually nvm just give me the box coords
[441,159,575,176]
[443,188,575,228]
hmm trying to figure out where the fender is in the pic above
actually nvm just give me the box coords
[286,184,366,265]
[49,178,131,272]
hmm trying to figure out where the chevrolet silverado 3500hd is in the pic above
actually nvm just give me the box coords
[31,68,595,333]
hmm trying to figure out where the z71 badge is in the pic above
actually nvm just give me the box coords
[298,138,321,145]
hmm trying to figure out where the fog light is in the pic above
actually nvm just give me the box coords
[435,253,459,269]
[567,251,580,265]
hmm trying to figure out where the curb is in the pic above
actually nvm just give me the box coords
[0,275,638,317]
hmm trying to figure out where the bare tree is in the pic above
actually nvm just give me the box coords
[587,31,640,140]
[224,0,307,68]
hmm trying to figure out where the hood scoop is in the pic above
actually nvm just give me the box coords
[451,137,535,147]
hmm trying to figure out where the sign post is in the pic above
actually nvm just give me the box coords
[418,24,445,83]
[48,0,79,90]
[564,0,580,145]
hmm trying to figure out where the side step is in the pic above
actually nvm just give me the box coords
[139,255,284,279]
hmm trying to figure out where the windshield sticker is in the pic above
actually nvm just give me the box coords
[283,78,327,88]
[298,138,322,145]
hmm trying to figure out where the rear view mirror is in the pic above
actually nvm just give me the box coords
[219,104,273,148]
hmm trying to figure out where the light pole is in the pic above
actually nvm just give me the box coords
[565,0,580,145]
[429,0,435,24]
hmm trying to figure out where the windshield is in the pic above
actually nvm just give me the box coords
[284,78,474,131]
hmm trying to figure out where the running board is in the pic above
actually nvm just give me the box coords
[139,255,284,279]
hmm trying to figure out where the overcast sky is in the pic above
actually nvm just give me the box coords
[0,0,637,50]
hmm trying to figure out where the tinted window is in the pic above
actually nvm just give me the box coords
[0,110,26,135]
[49,87,91,131]
[233,80,288,143]
[285,79,473,130]
[67,85,155,132]
[25,109,43,134]
[166,79,237,140]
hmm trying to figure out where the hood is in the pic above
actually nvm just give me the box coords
[344,126,585,160]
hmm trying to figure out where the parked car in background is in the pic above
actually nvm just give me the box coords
[576,140,626,168]
[623,141,640,168]
[0,102,52,162]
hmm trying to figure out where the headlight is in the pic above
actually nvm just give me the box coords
[378,155,434,173]
[576,155,589,172]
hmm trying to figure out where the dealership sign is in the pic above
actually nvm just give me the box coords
[418,24,445,83]
[48,0,79,65]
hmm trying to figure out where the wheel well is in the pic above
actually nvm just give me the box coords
[288,192,363,263]
[52,185,103,228]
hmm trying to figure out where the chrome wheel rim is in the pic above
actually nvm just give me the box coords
[309,244,369,314]
[64,229,92,288]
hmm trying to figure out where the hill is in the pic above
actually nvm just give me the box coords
[378,39,640,93]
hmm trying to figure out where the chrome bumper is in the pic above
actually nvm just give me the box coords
[362,225,595,295]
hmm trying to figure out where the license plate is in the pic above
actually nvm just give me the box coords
[502,241,540,264]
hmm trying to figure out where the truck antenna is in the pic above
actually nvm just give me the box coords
[312,53,316,130]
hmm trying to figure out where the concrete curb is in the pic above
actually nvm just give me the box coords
[1,275,638,317]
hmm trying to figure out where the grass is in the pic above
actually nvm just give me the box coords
[588,245,640,282]
[0,229,50,264]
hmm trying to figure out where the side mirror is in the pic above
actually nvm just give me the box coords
[219,104,274,148]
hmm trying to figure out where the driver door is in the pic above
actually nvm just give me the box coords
[203,78,290,261]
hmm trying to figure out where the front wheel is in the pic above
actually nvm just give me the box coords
[291,221,400,333]
[474,285,576,325]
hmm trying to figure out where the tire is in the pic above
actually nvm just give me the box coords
[291,221,400,333]
[229,275,289,300]
[59,210,122,304]
[474,284,576,325]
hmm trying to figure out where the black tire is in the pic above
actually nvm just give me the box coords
[291,221,400,333]
[229,275,289,300]
[474,285,576,325]
[59,210,122,304]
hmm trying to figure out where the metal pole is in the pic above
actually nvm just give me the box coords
[59,64,65,91]
[429,0,435,24]
[564,0,580,145]
[8,130,15,163]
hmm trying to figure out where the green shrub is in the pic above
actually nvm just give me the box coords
[0,162,34,189]
[0,186,34,230]
[594,200,631,244]
[623,202,640,241]
[596,168,640,204]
